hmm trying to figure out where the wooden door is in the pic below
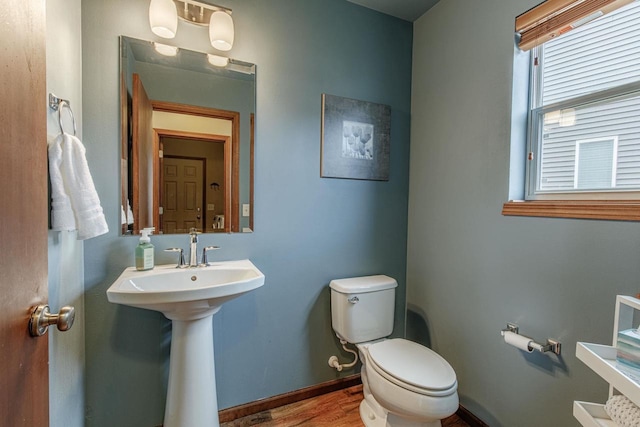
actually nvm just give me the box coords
[132,73,155,234]
[0,0,49,425]
[162,157,205,233]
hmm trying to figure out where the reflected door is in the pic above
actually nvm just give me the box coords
[132,73,155,234]
[162,157,204,233]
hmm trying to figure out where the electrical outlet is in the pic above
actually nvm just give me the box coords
[207,204,215,211]
[242,204,250,217]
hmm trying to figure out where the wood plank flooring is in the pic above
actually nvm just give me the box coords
[221,385,470,426]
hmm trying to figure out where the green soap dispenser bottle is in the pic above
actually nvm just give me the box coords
[135,227,155,271]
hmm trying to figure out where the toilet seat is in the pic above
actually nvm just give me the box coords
[366,339,457,397]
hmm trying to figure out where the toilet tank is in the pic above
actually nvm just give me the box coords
[330,275,397,343]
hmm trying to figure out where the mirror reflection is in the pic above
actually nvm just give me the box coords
[120,36,255,235]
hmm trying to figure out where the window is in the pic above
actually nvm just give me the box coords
[503,0,640,220]
[574,137,618,189]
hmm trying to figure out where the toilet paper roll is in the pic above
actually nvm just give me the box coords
[503,331,533,353]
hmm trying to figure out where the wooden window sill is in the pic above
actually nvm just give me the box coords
[502,200,640,221]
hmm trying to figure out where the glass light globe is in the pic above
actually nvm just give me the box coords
[153,42,178,56]
[207,54,229,67]
[209,11,234,51]
[149,0,178,39]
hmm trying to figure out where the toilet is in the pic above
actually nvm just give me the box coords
[330,275,459,427]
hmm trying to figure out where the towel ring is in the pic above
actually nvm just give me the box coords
[48,93,77,136]
[57,100,77,136]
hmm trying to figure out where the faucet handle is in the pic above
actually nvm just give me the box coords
[164,248,186,268]
[200,246,220,266]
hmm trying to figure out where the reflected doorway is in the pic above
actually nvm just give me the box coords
[161,156,205,234]
[125,72,242,234]
[157,130,231,233]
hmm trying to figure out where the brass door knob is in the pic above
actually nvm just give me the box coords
[29,304,75,337]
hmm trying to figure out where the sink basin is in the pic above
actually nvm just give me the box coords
[107,259,264,318]
[107,259,265,427]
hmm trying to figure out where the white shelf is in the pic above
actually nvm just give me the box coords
[573,401,618,427]
[576,343,640,407]
[574,296,640,427]
[615,295,640,312]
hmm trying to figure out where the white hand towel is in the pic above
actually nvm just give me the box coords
[48,135,76,231]
[121,201,134,226]
[126,200,134,225]
[48,133,109,240]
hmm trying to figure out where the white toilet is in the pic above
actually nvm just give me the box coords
[330,275,459,427]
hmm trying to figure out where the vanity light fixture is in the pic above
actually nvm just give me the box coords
[207,54,229,67]
[149,0,234,51]
[153,42,179,56]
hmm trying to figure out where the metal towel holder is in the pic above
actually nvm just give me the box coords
[49,93,77,136]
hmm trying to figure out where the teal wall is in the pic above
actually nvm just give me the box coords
[82,0,412,425]
[408,1,640,426]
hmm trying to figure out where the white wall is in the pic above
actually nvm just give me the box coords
[46,0,85,426]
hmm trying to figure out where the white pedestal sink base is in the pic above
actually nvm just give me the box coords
[164,311,220,427]
[106,261,265,427]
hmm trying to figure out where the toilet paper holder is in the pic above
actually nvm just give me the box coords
[501,323,561,355]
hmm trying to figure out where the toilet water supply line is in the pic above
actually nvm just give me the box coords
[328,339,358,371]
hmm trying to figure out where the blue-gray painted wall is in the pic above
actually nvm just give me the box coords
[408,1,640,426]
[81,0,412,425]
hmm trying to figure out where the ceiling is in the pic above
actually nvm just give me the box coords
[346,0,441,22]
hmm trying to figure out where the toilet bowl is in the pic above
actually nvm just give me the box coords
[357,339,458,427]
[329,275,459,427]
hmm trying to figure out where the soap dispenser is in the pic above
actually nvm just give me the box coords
[135,227,155,271]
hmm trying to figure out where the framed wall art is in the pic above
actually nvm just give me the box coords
[320,94,391,181]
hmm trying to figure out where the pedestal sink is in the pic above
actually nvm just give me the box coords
[107,259,265,427]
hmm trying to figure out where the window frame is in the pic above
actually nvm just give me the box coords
[503,3,640,221]
[525,80,640,200]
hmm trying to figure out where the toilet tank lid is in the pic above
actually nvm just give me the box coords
[329,275,397,294]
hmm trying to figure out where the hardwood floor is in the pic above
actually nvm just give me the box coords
[221,385,470,426]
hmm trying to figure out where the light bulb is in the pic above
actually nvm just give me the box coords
[209,11,234,51]
[149,0,178,39]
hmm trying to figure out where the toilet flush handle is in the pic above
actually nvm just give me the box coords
[348,296,359,304]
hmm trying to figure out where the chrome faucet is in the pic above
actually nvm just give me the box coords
[166,229,219,268]
[188,228,200,267]
[188,228,220,267]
